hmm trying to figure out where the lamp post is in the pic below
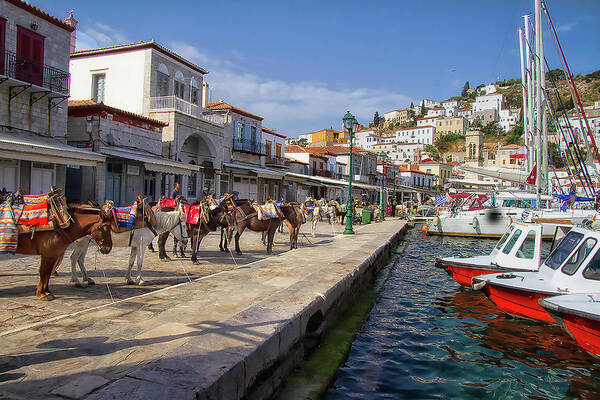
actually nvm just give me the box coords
[343,111,358,234]
[379,151,387,221]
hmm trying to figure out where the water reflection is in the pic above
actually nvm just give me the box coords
[326,228,600,400]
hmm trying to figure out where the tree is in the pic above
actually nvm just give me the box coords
[420,100,428,117]
[371,111,383,127]
[297,138,309,147]
[546,68,565,82]
[471,118,483,128]
[410,101,414,108]
[505,120,524,145]
[461,81,470,97]
[548,142,564,168]
[481,121,503,137]
[424,144,440,161]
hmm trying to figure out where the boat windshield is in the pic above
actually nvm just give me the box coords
[501,199,548,208]
[561,238,597,276]
[583,250,600,280]
[502,229,522,254]
[516,231,536,259]
[496,226,514,250]
[546,231,585,270]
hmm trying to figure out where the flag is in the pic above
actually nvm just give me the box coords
[509,146,527,159]
[526,164,537,185]
[434,194,448,205]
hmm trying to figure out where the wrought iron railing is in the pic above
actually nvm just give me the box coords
[150,96,225,125]
[233,138,264,155]
[1,50,69,95]
[265,155,285,166]
[313,169,333,178]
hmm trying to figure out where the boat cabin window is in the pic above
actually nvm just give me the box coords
[502,229,522,254]
[546,231,585,270]
[583,249,600,281]
[501,199,548,208]
[496,226,514,250]
[516,231,536,259]
[562,238,597,276]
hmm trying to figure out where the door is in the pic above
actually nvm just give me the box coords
[248,178,257,201]
[30,162,54,194]
[0,159,18,192]
[106,162,122,205]
[65,165,83,202]
[16,26,45,86]
[233,176,248,199]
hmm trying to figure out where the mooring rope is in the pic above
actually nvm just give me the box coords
[95,247,115,303]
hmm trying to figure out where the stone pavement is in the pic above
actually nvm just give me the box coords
[0,218,407,400]
[0,220,345,334]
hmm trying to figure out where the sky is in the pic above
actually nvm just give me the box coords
[30,0,600,137]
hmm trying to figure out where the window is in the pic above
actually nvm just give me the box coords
[562,238,597,276]
[516,231,536,259]
[190,78,199,104]
[188,172,197,197]
[546,231,585,270]
[0,18,6,75]
[16,26,45,86]
[583,249,600,281]
[502,229,522,254]
[174,80,185,99]
[157,71,169,96]
[92,73,105,102]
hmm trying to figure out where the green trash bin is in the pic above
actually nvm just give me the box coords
[362,209,372,224]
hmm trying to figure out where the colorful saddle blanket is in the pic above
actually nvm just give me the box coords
[0,202,18,254]
[115,203,137,228]
[276,200,285,207]
[304,204,315,213]
[160,197,177,208]
[254,202,279,220]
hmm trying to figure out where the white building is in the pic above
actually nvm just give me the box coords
[395,126,436,145]
[0,3,104,195]
[478,83,497,95]
[442,99,462,117]
[417,116,440,127]
[457,109,473,119]
[499,109,518,132]
[421,99,440,108]
[384,143,424,163]
[473,93,505,113]
[426,107,446,117]
[353,129,378,148]
[297,133,313,144]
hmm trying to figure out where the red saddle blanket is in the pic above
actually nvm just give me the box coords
[183,204,201,225]
[13,194,49,226]
[160,197,177,208]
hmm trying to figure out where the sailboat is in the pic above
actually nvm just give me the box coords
[425,0,598,238]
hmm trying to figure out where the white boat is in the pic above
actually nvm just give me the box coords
[472,225,600,323]
[425,191,595,239]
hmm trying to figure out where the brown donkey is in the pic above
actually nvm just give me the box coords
[15,202,113,300]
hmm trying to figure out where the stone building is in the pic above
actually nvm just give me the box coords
[0,1,103,194]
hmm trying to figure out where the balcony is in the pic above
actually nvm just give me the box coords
[313,169,333,178]
[265,155,285,167]
[149,96,223,126]
[233,138,264,155]
[1,50,69,95]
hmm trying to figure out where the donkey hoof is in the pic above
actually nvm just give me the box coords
[40,293,55,301]
[137,280,146,286]
[87,279,96,286]
[180,252,185,258]
[127,279,135,285]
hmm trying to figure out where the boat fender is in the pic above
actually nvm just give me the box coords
[432,216,440,227]
[421,224,429,233]
[472,216,479,229]
[507,216,512,226]
[472,281,486,290]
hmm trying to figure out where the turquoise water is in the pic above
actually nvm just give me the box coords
[325,228,600,399]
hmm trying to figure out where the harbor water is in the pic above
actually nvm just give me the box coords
[325,226,600,399]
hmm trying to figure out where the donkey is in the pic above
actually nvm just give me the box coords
[69,202,188,286]
[13,201,113,300]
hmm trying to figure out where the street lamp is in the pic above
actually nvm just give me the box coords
[343,111,358,234]
[379,151,387,221]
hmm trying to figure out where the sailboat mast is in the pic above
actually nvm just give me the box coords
[539,2,549,195]
[518,26,529,172]
[535,0,543,207]
[524,14,535,178]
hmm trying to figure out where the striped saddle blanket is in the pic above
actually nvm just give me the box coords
[115,203,138,228]
[12,194,49,226]
[183,204,201,225]
[253,202,279,220]
[304,203,315,213]
[0,193,53,254]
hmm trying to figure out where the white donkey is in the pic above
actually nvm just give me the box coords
[69,203,188,286]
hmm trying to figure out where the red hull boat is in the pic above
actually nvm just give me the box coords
[480,283,554,323]
[541,294,600,358]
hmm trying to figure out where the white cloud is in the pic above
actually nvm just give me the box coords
[556,22,575,32]
[75,23,128,51]
[170,42,412,135]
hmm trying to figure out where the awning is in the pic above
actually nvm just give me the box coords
[101,147,200,176]
[353,182,380,191]
[223,162,284,180]
[0,131,105,166]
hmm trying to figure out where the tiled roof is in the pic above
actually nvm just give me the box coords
[71,41,208,75]
[261,127,286,139]
[285,145,308,153]
[6,0,74,32]
[396,125,435,131]
[68,100,167,127]
[205,101,263,121]
[417,116,440,120]
[500,144,521,150]
[308,145,374,156]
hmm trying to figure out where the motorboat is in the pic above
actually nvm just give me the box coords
[435,221,551,287]
[472,225,600,323]
[540,293,600,359]
[426,191,595,239]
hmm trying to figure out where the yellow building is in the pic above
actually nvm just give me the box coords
[416,161,454,189]
[307,128,349,145]
[436,116,469,136]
